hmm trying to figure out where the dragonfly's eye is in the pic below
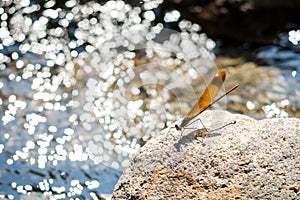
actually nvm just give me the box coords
[175,124,180,131]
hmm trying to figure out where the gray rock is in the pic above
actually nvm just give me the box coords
[112,110,300,199]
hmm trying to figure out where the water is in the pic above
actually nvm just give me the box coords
[0,1,216,199]
[0,0,300,199]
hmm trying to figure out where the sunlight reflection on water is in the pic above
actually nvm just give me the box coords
[0,0,216,199]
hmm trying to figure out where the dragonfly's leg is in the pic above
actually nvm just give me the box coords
[185,118,207,131]
[197,118,207,131]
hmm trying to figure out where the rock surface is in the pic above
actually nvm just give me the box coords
[112,110,300,199]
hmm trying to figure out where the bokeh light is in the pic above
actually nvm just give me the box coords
[0,0,217,199]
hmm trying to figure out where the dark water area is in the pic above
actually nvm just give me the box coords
[0,0,300,199]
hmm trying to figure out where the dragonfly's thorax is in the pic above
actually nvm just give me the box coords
[178,118,190,129]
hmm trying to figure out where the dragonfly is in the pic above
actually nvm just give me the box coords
[173,70,239,132]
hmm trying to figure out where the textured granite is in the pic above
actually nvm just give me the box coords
[112,110,300,199]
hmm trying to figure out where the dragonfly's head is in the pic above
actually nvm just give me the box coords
[174,124,181,131]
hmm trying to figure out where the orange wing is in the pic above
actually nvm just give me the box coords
[179,70,226,127]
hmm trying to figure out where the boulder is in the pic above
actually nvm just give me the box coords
[112,110,300,199]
